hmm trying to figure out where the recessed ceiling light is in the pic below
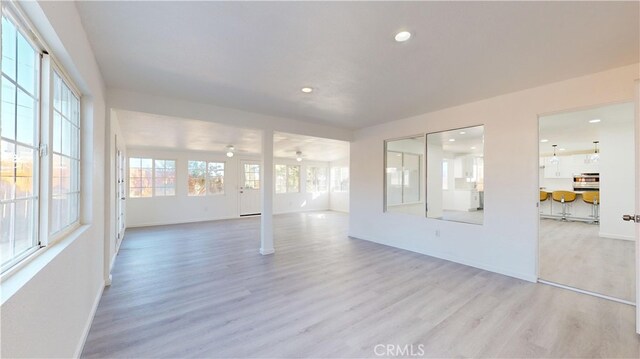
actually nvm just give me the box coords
[540,139,549,143]
[470,146,476,150]
[448,139,455,142]
[301,87,313,93]
[559,148,566,151]
[459,131,466,135]
[589,119,601,123]
[394,31,411,42]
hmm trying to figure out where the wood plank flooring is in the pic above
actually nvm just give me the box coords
[82,211,640,358]
[539,218,635,301]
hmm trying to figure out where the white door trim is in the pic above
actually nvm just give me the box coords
[634,79,640,334]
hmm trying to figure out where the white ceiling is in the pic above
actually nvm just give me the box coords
[117,110,263,154]
[274,132,349,162]
[76,1,638,130]
[118,110,349,161]
[539,102,634,155]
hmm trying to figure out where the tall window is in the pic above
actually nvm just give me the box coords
[207,162,224,194]
[331,167,349,192]
[129,158,152,197]
[1,4,84,273]
[306,167,328,193]
[275,164,300,193]
[188,160,224,196]
[154,159,176,196]
[1,13,40,269]
[50,71,81,235]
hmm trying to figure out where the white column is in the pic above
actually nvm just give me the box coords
[260,129,275,255]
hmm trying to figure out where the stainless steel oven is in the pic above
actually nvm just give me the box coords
[573,173,599,191]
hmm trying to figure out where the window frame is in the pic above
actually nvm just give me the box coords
[306,166,328,193]
[128,157,177,198]
[187,160,225,196]
[275,164,300,194]
[47,61,82,240]
[153,159,177,197]
[1,1,85,274]
[331,167,349,193]
[1,5,43,271]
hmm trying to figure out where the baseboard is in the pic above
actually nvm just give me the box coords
[273,207,331,215]
[329,208,349,213]
[599,232,635,241]
[348,234,537,283]
[74,281,105,358]
[127,215,239,228]
[127,209,344,229]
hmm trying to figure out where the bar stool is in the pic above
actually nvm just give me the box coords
[552,191,577,221]
[582,191,600,223]
[539,191,549,214]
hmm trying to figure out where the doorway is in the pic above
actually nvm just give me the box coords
[239,160,261,216]
[538,102,636,304]
[115,147,126,249]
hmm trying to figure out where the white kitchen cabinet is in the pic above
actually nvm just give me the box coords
[542,154,600,179]
[454,156,475,179]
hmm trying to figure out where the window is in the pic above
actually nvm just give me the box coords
[442,161,449,190]
[50,71,81,235]
[275,164,300,193]
[1,5,84,273]
[154,159,176,196]
[306,167,328,193]
[331,167,349,192]
[1,11,41,269]
[129,158,176,197]
[207,162,224,194]
[188,160,224,196]
[243,163,260,189]
[129,158,153,197]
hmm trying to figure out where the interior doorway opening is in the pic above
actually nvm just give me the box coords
[537,102,636,304]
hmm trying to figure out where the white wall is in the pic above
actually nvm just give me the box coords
[1,2,107,358]
[350,64,639,282]
[125,148,332,227]
[329,157,350,212]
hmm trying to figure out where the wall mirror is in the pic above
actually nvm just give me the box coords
[426,125,484,225]
[384,135,425,216]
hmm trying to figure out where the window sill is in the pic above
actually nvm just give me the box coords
[0,224,90,305]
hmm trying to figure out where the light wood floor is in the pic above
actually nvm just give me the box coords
[539,218,636,302]
[82,211,640,358]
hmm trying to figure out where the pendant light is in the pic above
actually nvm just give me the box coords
[589,141,600,163]
[295,151,303,162]
[550,144,559,164]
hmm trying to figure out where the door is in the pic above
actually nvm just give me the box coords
[115,148,126,248]
[239,161,261,216]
